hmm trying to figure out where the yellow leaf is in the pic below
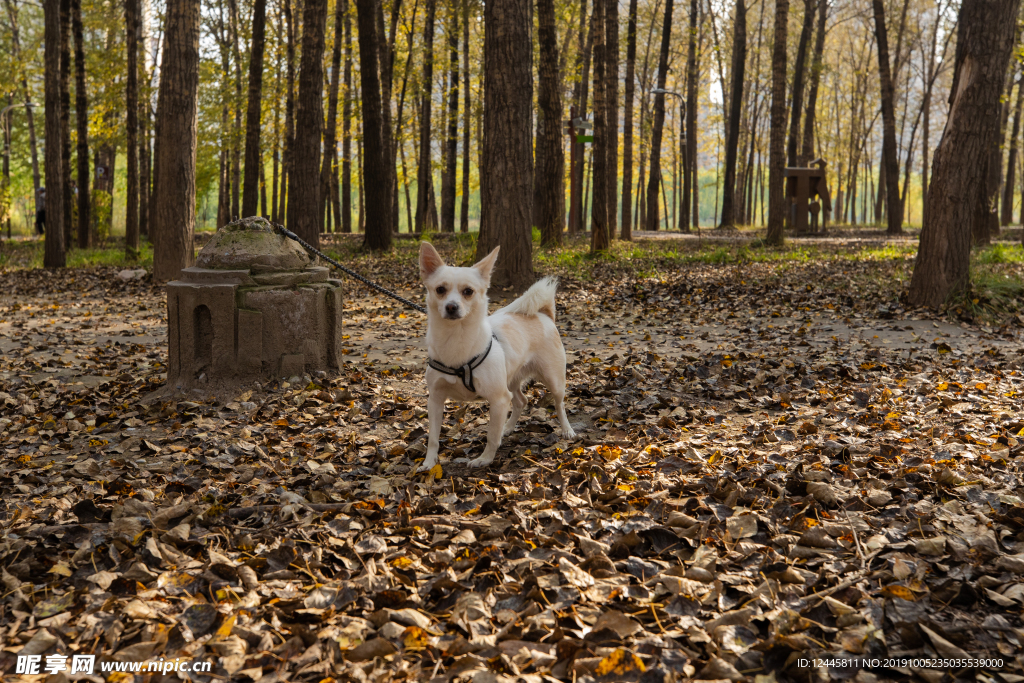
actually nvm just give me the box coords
[428,463,443,480]
[48,562,73,577]
[402,625,430,650]
[880,585,917,601]
[594,648,646,676]
[936,382,948,391]
[216,615,237,638]
[597,445,622,461]
[390,556,415,569]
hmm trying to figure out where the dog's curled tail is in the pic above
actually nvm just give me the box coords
[503,276,559,321]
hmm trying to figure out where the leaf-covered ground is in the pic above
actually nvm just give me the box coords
[2,236,1024,683]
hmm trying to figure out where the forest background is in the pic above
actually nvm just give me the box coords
[0,0,967,243]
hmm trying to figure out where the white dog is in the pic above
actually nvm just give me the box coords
[418,242,576,470]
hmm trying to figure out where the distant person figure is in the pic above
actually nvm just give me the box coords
[35,186,46,235]
[810,200,821,233]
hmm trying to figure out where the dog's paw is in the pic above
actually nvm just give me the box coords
[416,454,439,473]
[466,455,496,469]
[502,424,517,437]
[560,426,578,439]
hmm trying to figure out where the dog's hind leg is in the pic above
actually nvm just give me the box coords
[468,389,511,468]
[503,383,528,436]
[542,366,576,439]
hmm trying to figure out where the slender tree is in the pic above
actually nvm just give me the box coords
[43,0,65,266]
[152,0,201,281]
[126,0,140,257]
[320,0,344,229]
[605,0,618,238]
[282,0,296,221]
[766,0,789,246]
[287,0,328,246]
[620,0,638,240]
[719,0,746,228]
[341,2,353,233]
[644,0,674,231]
[786,0,814,168]
[800,0,827,163]
[3,0,42,210]
[476,0,534,289]
[683,0,697,231]
[535,0,564,246]
[415,0,437,233]
[591,0,609,250]
[59,0,72,248]
[356,0,393,250]
[459,0,471,233]
[909,0,1020,307]
[71,0,89,247]
[1004,73,1024,226]
[242,0,267,217]
[872,0,902,234]
[440,1,460,232]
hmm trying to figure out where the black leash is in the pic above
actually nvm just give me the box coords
[273,223,427,314]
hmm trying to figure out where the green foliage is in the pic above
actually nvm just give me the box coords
[92,190,112,243]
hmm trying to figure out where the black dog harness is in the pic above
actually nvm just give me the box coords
[428,334,497,393]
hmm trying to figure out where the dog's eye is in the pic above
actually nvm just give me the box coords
[462,288,474,297]
[435,286,446,295]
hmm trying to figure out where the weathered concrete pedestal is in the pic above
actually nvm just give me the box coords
[166,217,344,389]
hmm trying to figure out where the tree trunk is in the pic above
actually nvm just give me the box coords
[644,0,674,232]
[460,0,471,233]
[535,0,564,246]
[126,0,140,257]
[415,0,437,233]
[605,0,618,239]
[440,2,459,232]
[871,0,902,234]
[287,0,327,246]
[71,0,89,247]
[320,0,344,229]
[60,0,72,249]
[341,1,353,233]
[476,0,535,289]
[228,0,242,221]
[139,10,152,238]
[242,0,267,217]
[376,0,398,234]
[1004,73,1024,225]
[282,0,296,222]
[800,0,826,163]
[684,0,698,231]
[43,0,65,266]
[152,0,200,280]
[909,0,1020,308]
[985,69,1012,238]
[590,0,609,250]
[619,0,638,240]
[356,0,393,250]
[766,0,788,246]
[570,0,593,234]
[786,0,813,168]
[719,0,745,228]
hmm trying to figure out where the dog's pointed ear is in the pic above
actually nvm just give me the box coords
[419,242,445,279]
[474,246,500,282]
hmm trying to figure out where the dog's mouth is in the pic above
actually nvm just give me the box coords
[443,311,463,320]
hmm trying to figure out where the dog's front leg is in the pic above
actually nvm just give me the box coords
[418,389,446,472]
[468,389,512,468]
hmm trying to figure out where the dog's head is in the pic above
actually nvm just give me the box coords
[419,242,499,322]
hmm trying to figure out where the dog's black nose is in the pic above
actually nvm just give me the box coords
[445,302,459,316]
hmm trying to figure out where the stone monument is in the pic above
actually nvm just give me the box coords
[166,217,344,389]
